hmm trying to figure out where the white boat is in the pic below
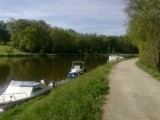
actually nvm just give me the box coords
[107,55,124,63]
[0,80,53,105]
[68,61,86,78]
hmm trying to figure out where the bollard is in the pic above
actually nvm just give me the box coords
[52,81,56,88]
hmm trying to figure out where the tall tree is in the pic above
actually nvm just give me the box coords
[7,19,31,49]
[125,0,160,69]
[0,20,10,44]
[32,20,50,53]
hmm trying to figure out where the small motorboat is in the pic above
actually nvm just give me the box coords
[0,80,53,106]
[68,61,86,79]
[107,55,124,63]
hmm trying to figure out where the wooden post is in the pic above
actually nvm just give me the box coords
[52,81,56,88]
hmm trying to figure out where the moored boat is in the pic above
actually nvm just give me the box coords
[0,80,53,106]
[68,61,86,79]
[107,55,124,63]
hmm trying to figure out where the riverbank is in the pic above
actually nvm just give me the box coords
[0,45,138,57]
[0,45,29,57]
[0,61,117,120]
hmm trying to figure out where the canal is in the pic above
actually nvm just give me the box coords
[0,56,107,92]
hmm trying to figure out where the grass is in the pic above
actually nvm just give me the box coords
[0,62,116,120]
[136,61,160,80]
[0,45,138,58]
[0,45,27,56]
[0,45,54,57]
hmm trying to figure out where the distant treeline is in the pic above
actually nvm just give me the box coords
[0,18,138,54]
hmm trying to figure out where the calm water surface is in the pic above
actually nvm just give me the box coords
[0,56,107,92]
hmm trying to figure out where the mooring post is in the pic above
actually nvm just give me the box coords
[52,81,56,88]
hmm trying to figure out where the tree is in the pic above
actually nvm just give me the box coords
[49,27,63,53]
[7,19,31,49]
[125,0,160,69]
[0,20,10,44]
[32,20,50,53]
[7,19,50,53]
[23,26,37,53]
[0,18,138,54]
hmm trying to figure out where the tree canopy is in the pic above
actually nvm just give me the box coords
[0,20,10,44]
[0,18,138,54]
[125,0,160,69]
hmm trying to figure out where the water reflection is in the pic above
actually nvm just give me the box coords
[0,56,107,88]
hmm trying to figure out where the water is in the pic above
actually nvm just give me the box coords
[0,56,107,92]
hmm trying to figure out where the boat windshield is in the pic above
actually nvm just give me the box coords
[72,61,84,69]
[9,81,40,87]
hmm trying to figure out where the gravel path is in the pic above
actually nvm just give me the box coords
[102,59,160,120]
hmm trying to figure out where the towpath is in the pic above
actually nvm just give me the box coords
[102,58,160,120]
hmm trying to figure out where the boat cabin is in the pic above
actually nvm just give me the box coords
[68,61,86,79]
[0,80,52,105]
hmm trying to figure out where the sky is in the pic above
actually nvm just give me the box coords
[0,0,126,36]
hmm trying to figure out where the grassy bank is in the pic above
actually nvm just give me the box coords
[0,45,138,57]
[0,45,27,55]
[0,46,54,57]
[136,61,160,80]
[0,62,116,120]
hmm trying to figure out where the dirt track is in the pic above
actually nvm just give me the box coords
[102,59,160,120]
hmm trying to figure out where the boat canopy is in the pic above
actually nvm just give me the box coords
[3,80,40,97]
[7,80,40,87]
[72,61,85,69]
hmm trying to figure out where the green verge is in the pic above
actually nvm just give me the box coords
[136,61,160,80]
[0,62,116,120]
[0,45,138,57]
[0,45,26,55]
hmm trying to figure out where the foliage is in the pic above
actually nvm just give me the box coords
[7,19,50,53]
[0,45,26,55]
[0,62,116,120]
[0,18,138,54]
[125,0,160,69]
[0,20,10,44]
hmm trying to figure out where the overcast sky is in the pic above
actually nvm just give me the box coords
[0,0,126,36]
